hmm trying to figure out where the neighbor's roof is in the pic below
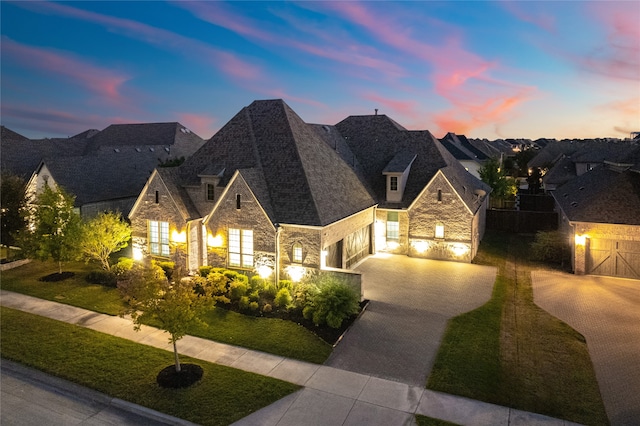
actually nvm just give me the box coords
[553,165,640,225]
[542,156,577,188]
[1,136,88,178]
[1,126,29,141]
[177,99,376,226]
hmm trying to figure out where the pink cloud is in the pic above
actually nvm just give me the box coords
[176,113,217,139]
[2,37,128,103]
[500,2,556,33]
[361,93,421,122]
[15,1,263,84]
[326,2,536,134]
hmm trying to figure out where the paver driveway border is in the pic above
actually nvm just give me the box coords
[532,270,640,426]
[326,254,497,386]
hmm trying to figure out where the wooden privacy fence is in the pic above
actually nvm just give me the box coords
[487,210,558,233]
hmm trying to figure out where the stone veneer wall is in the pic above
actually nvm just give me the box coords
[130,172,188,270]
[280,225,322,269]
[375,208,410,254]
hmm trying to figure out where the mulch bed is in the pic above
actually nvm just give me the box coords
[39,272,75,282]
[156,363,203,388]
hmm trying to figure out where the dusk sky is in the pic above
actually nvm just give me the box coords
[1,1,638,141]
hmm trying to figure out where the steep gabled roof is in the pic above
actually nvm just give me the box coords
[1,137,89,178]
[335,115,489,209]
[553,166,640,225]
[178,100,375,226]
[155,168,201,221]
[1,126,29,141]
[543,156,577,188]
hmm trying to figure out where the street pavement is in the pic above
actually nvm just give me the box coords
[0,288,579,425]
[327,254,497,386]
[532,271,640,426]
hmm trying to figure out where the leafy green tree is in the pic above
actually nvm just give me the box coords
[513,147,538,177]
[79,211,131,271]
[0,172,27,248]
[118,263,216,372]
[23,185,82,274]
[479,158,518,201]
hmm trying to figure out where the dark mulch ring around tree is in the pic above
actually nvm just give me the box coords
[38,272,75,282]
[156,363,203,388]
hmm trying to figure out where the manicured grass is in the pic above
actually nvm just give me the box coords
[427,231,609,425]
[1,307,300,426]
[415,415,459,426]
[0,260,332,363]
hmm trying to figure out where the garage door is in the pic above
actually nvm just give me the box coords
[587,239,640,279]
[344,225,371,269]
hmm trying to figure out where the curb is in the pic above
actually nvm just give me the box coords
[1,359,197,426]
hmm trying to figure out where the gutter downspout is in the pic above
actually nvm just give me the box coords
[275,224,281,286]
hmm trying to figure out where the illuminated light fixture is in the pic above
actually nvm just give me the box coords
[320,250,328,269]
[286,265,306,282]
[171,230,187,243]
[575,234,587,246]
[435,224,445,239]
[413,240,429,253]
[451,243,470,257]
[386,241,399,250]
[207,233,223,247]
[257,265,273,279]
[133,247,143,261]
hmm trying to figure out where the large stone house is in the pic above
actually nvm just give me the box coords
[129,100,490,281]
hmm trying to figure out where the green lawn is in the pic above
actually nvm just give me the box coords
[0,260,332,363]
[427,231,608,425]
[1,307,299,426]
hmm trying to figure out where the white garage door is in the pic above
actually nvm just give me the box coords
[587,239,640,279]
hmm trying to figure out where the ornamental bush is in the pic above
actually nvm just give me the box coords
[274,288,293,309]
[531,231,568,263]
[303,276,359,329]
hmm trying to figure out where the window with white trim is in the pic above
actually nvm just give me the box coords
[293,243,303,263]
[390,176,398,191]
[229,228,253,268]
[386,211,399,241]
[149,220,169,257]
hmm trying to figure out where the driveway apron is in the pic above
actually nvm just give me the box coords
[326,254,497,387]
[532,271,640,426]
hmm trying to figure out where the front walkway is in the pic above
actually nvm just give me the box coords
[1,290,579,425]
[327,254,497,386]
[532,271,640,426]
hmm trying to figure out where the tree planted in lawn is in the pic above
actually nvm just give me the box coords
[118,262,216,372]
[0,171,27,248]
[22,185,82,274]
[79,211,131,270]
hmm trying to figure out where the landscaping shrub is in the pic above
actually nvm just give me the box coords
[277,280,293,291]
[249,275,265,292]
[111,258,133,277]
[229,279,248,302]
[198,265,213,277]
[292,282,317,310]
[274,288,293,309]
[303,276,359,329]
[531,231,568,263]
[262,303,272,313]
[85,270,117,287]
[238,296,250,311]
[155,261,175,280]
[249,301,259,312]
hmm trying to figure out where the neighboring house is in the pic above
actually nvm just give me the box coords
[439,132,489,178]
[553,147,640,279]
[129,100,490,281]
[24,122,205,217]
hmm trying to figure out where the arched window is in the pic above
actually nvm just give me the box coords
[293,243,303,263]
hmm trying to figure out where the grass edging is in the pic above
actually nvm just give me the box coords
[426,232,608,426]
[1,306,300,426]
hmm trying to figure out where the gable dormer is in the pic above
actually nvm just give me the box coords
[382,150,416,203]
[197,164,225,202]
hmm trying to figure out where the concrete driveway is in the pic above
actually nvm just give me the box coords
[326,254,497,387]
[532,271,640,426]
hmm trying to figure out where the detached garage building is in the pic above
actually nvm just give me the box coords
[554,156,640,279]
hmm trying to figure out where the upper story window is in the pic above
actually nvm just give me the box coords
[293,243,303,263]
[206,184,215,201]
[228,228,253,268]
[390,176,398,191]
[236,194,241,210]
[155,190,159,204]
[437,189,442,202]
[149,220,169,257]
[435,223,445,239]
[386,211,399,241]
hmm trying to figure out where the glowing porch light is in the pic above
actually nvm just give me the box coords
[171,229,187,243]
[286,265,306,282]
[320,250,328,269]
[413,240,429,253]
[451,243,470,257]
[575,234,587,246]
[257,265,273,279]
[132,247,143,261]
[207,233,223,247]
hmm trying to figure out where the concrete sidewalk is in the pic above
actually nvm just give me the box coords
[0,290,580,425]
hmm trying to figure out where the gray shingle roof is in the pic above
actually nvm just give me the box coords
[335,115,490,211]
[178,99,376,226]
[156,167,201,221]
[1,126,29,141]
[1,137,89,178]
[553,165,640,225]
[383,150,417,173]
[542,156,577,187]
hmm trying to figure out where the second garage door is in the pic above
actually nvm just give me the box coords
[587,239,640,279]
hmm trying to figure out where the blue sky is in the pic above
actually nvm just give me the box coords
[1,1,638,140]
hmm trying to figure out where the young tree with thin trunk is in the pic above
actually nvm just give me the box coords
[118,262,216,372]
[23,185,82,274]
[79,211,131,270]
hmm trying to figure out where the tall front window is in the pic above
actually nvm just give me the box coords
[149,220,169,257]
[386,211,399,241]
[229,228,253,268]
[435,224,445,239]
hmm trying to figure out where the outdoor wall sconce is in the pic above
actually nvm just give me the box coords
[575,234,587,246]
